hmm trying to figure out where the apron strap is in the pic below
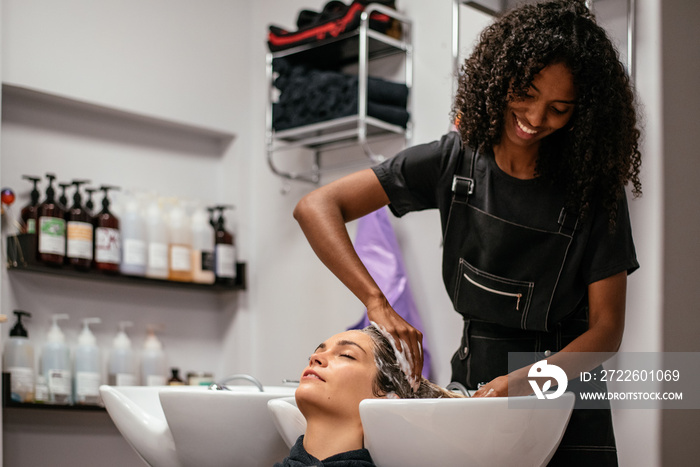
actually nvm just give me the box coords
[558,208,580,236]
[451,144,478,203]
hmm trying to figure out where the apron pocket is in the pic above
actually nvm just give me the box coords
[454,259,534,329]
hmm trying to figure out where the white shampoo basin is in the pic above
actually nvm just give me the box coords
[100,384,296,467]
[268,393,575,467]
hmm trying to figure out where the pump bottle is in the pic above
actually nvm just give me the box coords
[3,311,35,403]
[120,192,147,277]
[74,318,102,405]
[20,176,41,235]
[41,314,72,404]
[94,185,121,273]
[108,321,136,386]
[168,201,193,282]
[214,205,237,285]
[191,205,215,284]
[141,326,166,386]
[145,197,169,279]
[37,173,66,265]
[65,180,94,270]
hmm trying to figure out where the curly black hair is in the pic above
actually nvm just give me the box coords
[452,0,642,229]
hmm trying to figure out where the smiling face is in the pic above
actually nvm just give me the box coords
[501,62,576,152]
[295,330,379,421]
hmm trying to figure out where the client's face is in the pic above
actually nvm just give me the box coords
[295,330,378,420]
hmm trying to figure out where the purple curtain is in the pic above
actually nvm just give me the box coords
[347,207,432,379]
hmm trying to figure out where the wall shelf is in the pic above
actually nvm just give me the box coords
[5,234,246,293]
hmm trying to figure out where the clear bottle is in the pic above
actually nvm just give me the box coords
[145,196,169,279]
[41,314,72,404]
[168,201,193,282]
[108,321,136,386]
[141,326,166,386]
[120,193,147,277]
[74,318,102,405]
[3,311,35,403]
[214,205,237,286]
[191,205,215,284]
[65,180,94,270]
[37,173,66,265]
[94,185,121,273]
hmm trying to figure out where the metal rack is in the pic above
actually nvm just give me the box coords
[265,4,413,184]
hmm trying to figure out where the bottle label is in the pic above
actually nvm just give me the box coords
[146,375,167,386]
[201,250,215,272]
[215,244,236,278]
[149,242,169,269]
[47,369,71,397]
[76,371,101,398]
[67,221,94,259]
[115,373,136,386]
[123,238,147,266]
[26,218,36,234]
[170,245,191,271]
[38,217,66,255]
[95,227,121,264]
[8,367,34,402]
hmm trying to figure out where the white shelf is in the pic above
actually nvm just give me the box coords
[2,83,236,151]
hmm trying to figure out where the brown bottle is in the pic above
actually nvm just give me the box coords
[20,175,41,234]
[93,185,121,273]
[65,180,93,270]
[37,173,66,266]
[214,205,237,286]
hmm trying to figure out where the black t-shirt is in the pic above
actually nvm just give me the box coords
[372,132,638,323]
[274,436,375,467]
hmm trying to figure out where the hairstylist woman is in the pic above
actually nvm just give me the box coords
[293,1,641,465]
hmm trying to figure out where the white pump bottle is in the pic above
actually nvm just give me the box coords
[41,314,71,404]
[141,326,167,386]
[74,317,102,405]
[108,321,136,386]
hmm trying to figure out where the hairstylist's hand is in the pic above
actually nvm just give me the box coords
[367,296,424,387]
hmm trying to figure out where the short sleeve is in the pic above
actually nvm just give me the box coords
[372,132,463,217]
[581,191,640,285]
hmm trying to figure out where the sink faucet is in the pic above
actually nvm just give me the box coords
[209,374,264,392]
[446,381,470,397]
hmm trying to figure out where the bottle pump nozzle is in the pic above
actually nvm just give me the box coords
[47,314,69,343]
[44,173,57,202]
[215,205,235,230]
[99,185,120,211]
[71,180,91,208]
[10,310,31,337]
[113,321,133,349]
[58,182,71,209]
[22,176,41,205]
[85,187,97,213]
[78,317,101,346]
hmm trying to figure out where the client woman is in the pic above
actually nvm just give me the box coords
[275,326,461,466]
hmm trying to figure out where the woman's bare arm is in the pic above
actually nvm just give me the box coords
[293,168,424,380]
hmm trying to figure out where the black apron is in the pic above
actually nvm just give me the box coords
[444,147,618,466]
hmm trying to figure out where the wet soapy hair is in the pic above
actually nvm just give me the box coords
[361,326,463,399]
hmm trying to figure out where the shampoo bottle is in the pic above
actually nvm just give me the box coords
[37,173,66,265]
[20,176,41,235]
[191,205,215,284]
[141,326,166,386]
[168,201,193,282]
[120,193,147,277]
[108,321,136,386]
[65,180,94,270]
[74,318,102,405]
[3,311,35,403]
[214,205,237,286]
[94,185,121,273]
[41,314,72,404]
[145,197,169,279]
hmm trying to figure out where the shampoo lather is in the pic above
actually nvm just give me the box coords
[3,311,35,403]
[74,318,102,405]
[41,314,72,404]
